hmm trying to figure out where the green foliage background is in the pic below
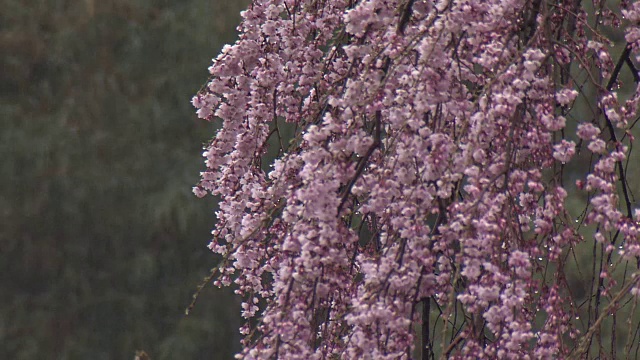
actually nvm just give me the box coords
[0,0,248,358]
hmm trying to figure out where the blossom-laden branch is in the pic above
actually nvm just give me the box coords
[191,0,640,358]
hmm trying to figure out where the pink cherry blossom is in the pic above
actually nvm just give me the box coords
[190,0,640,358]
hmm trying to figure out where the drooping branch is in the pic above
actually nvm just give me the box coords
[604,43,636,219]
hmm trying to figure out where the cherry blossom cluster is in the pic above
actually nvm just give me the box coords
[192,0,640,358]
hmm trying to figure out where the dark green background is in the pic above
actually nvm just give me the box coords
[1,0,248,358]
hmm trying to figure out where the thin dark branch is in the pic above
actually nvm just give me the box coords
[606,44,632,91]
[422,298,432,360]
[337,111,382,214]
[397,0,415,35]
[604,43,634,218]
[626,56,640,83]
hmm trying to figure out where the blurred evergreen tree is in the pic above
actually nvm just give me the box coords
[0,0,248,358]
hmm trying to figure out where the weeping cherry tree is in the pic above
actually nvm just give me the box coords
[191,0,640,358]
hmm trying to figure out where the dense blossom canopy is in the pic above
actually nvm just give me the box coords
[192,0,640,358]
